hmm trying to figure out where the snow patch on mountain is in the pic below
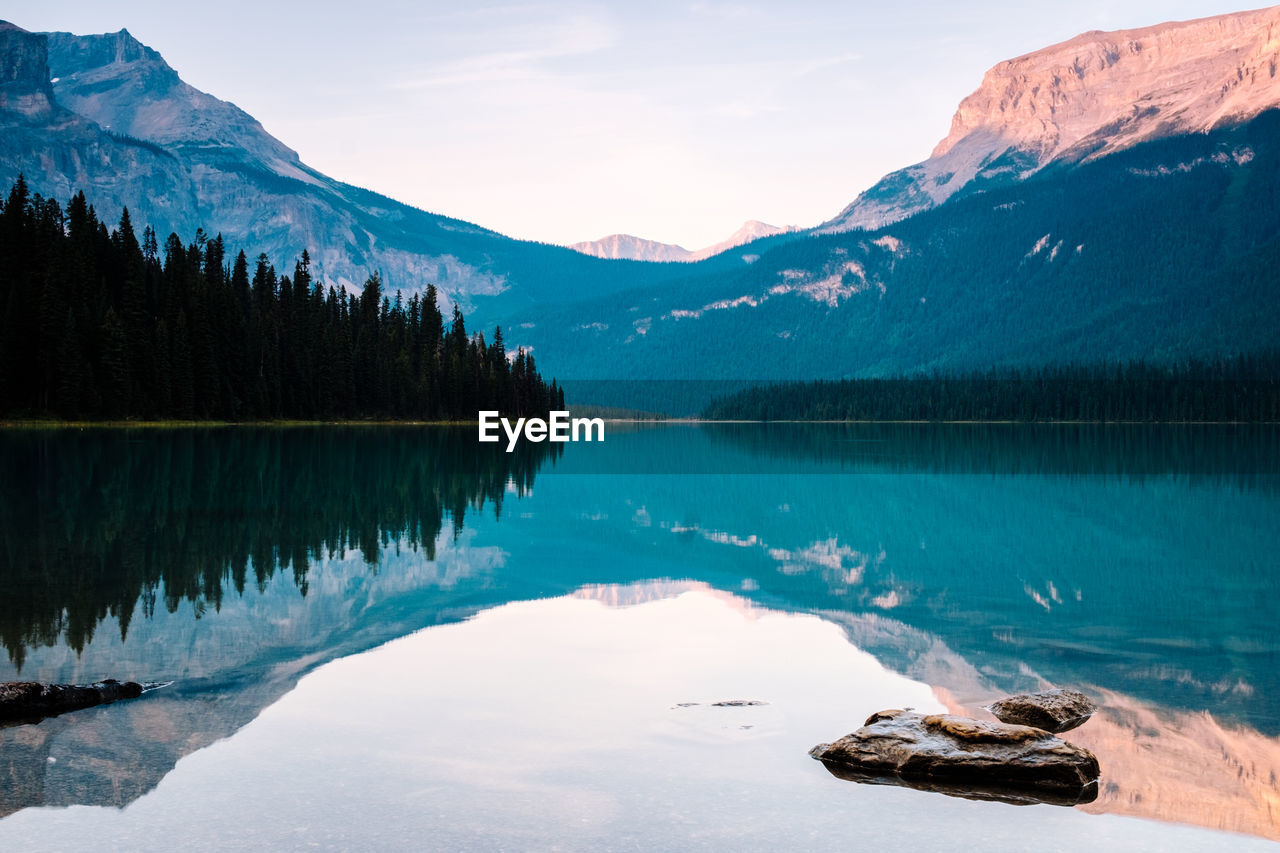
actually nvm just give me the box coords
[1128,145,1257,176]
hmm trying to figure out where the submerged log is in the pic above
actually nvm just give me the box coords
[810,709,1100,806]
[0,679,144,724]
[986,688,1097,733]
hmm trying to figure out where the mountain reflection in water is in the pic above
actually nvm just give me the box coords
[0,424,1276,843]
[0,583,1275,852]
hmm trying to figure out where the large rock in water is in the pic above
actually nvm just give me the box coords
[987,688,1096,733]
[810,709,1100,806]
[0,680,144,723]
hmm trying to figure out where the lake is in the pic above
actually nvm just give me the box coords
[0,424,1277,850]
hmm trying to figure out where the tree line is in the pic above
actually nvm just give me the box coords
[702,356,1280,422]
[0,176,563,420]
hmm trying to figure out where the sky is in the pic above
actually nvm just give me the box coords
[3,1,1262,248]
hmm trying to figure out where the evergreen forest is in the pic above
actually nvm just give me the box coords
[702,358,1280,422]
[0,177,563,420]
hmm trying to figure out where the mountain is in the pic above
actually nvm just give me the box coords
[820,5,1280,233]
[0,23,197,234]
[492,9,1280,389]
[0,20,52,117]
[515,108,1280,388]
[570,220,796,262]
[4,11,1279,394]
[0,21,699,318]
[569,232,695,263]
[702,219,797,258]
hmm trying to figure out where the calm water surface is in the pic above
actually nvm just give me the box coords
[0,425,1277,850]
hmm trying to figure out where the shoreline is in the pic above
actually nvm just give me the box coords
[2,418,1277,429]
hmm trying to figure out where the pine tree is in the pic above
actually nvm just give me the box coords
[0,178,564,421]
[55,310,83,417]
[100,308,129,418]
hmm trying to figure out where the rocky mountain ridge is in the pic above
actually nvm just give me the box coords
[0,20,690,318]
[2,11,1278,382]
[510,109,1280,381]
[45,28,309,181]
[822,5,1280,232]
[569,220,797,263]
[0,20,54,119]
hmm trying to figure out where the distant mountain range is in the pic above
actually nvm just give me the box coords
[2,9,1279,385]
[569,220,797,263]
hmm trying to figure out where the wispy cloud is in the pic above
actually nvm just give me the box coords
[390,10,617,91]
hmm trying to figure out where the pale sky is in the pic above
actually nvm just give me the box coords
[3,1,1261,248]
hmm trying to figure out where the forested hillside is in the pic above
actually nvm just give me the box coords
[0,177,561,420]
[509,111,1280,382]
[0,22,721,323]
[702,357,1280,422]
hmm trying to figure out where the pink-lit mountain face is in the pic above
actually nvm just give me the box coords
[821,5,1280,233]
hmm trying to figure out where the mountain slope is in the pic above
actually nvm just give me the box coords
[515,111,1280,385]
[0,22,199,237]
[46,28,308,182]
[5,11,1279,392]
[0,21,702,319]
[569,232,695,263]
[570,220,796,262]
[821,5,1280,232]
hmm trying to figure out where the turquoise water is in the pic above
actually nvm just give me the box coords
[0,425,1277,848]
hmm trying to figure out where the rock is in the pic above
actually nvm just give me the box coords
[813,754,1098,807]
[987,688,1096,733]
[0,679,145,724]
[710,699,767,707]
[0,21,56,119]
[810,709,1100,806]
[820,6,1280,233]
